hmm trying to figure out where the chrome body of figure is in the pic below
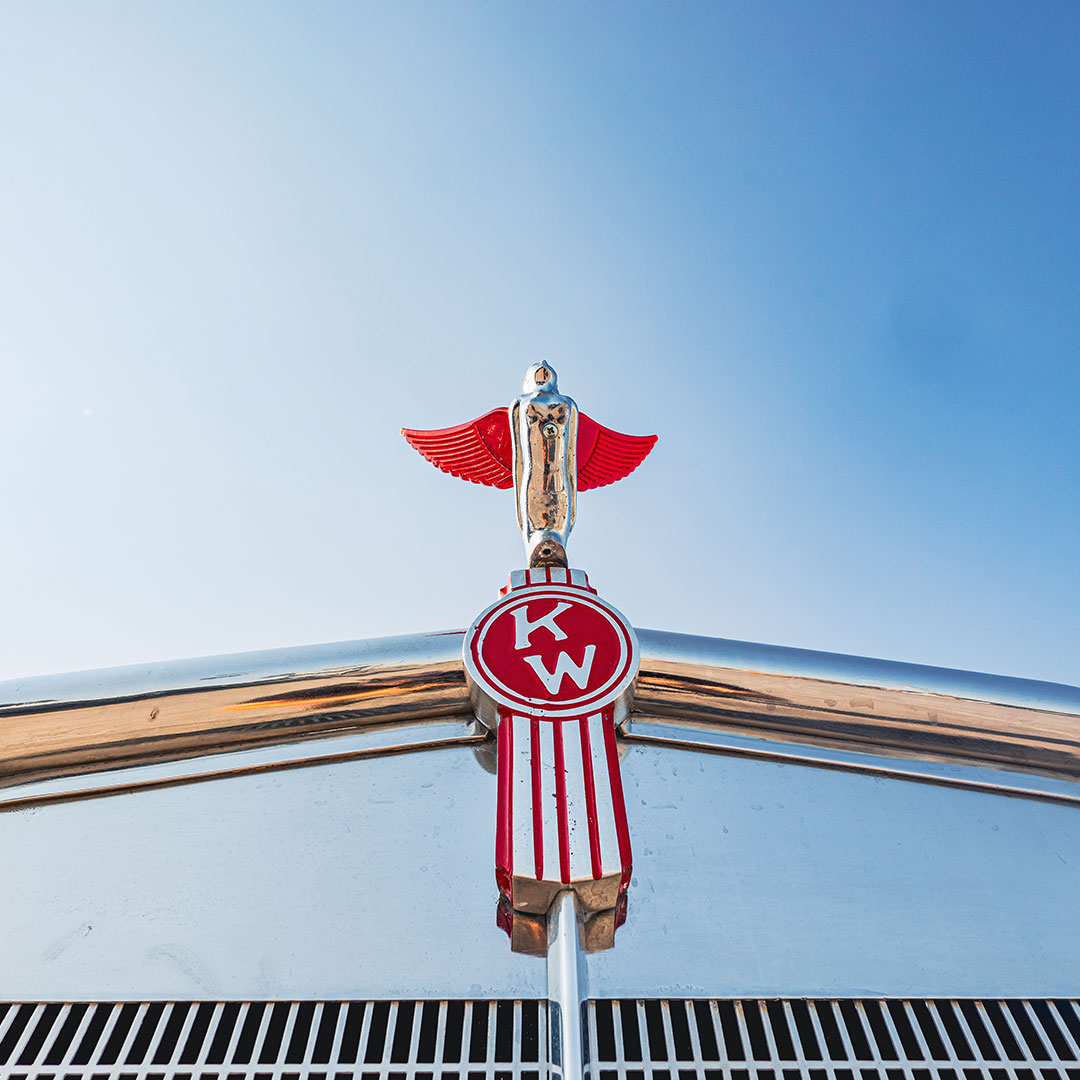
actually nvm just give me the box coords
[510,363,577,567]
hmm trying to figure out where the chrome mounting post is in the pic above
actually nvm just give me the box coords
[546,889,588,1080]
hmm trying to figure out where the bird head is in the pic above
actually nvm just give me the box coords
[522,362,558,395]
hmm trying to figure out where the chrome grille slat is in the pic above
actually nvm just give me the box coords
[50,1001,95,1071]
[803,1000,833,1068]
[1049,1001,1080,1059]
[431,999,449,1070]
[219,1000,250,1067]
[1021,1001,1062,1063]
[187,1001,225,1074]
[658,1000,678,1065]
[0,1006,22,1061]
[927,997,967,1062]
[296,1000,321,1068]
[781,1000,821,1072]
[7,1003,47,1067]
[875,999,915,1075]
[276,1000,301,1068]
[970,1001,1021,1077]
[686,1001,707,1065]
[168,1001,200,1069]
[830,999,862,1065]
[755,1000,784,1065]
[115,1002,151,1068]
[355,998,375,1067]
[79,1002,119,1067]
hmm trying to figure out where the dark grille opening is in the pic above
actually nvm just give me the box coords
[584,1001,1080,1079]
[0,1001,545,1079]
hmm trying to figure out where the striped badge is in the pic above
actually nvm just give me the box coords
[496,708,632,915]
[463,569,638,916]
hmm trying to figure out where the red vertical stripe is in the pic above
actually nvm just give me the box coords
[601,707,633,888]
[495,709,513,901]
[530,718,544,880]
[578,715,604,880]
[552,719,571,884]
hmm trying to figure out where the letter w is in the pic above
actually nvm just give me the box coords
[523,646,597,695]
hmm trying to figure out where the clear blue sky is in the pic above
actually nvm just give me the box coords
[1,2,1077,684]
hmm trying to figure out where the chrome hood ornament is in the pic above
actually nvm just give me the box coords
[511,362,577,567]
[402,365,656,976]
[402,362,656,567]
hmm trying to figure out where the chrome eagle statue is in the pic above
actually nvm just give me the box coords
[401,362,657,566]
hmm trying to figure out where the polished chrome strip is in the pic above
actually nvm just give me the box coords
[634,629,1080,783]
[0,718,482,812]
[627,717,1080,808]
[1,627,1079,806]
[0,632,469,792]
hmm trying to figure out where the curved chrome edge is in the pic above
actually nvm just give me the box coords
[633,629,1080,783]
[0,631,470,793]
[627,717,1080,809]
[0,718,484,812]
[1,627,1079,806]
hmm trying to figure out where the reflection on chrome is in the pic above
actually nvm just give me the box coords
[1,627,1078,806]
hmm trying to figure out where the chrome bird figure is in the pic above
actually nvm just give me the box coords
[511,363,577,566]
[401,363,657,567]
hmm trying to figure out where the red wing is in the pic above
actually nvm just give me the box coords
[401,407,513,489]
[577,412,658,491]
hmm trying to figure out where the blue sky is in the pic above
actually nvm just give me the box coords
[1,2,1077,684]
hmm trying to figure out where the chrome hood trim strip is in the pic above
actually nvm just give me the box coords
[0,633,470,790]
[1,629,1078,800]
[633,630,1080,782]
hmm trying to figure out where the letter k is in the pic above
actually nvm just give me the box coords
[510,601,572,651]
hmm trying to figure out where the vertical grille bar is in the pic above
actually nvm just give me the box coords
[432,999,450,1070]
[684,999,707,1070]
[1047,1002,1080,1059]
[9,1003,49,1067]
[731,1000,755,1064]
[969,1001,1021,1076]
[1020,1001,1066,1063]
[876,999,915,1078]
[658,1000,679,1066]
[49,1001,95,1071]
[188,1000,226,1074]
[755,999,785,1066]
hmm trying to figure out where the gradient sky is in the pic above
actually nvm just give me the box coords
[1,2,1077,685]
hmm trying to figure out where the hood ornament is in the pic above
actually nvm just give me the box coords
[402,364,656,958]
[402,362,656,567]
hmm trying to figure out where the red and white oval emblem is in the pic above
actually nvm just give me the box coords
[463,585,639,719]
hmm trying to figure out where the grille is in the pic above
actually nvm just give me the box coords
[584,1000,1080,1080]
[4,999,1079,1080]
[0,1000,545,1080]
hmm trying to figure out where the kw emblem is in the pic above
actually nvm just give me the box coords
[510,601,597,694]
